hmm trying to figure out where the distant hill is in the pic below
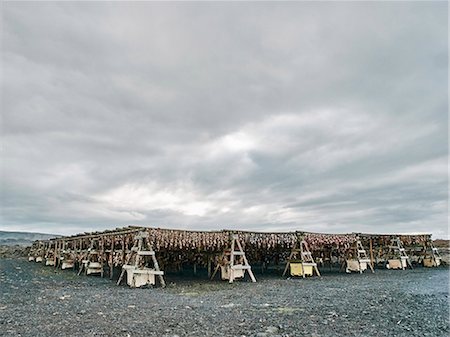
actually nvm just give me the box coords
[0,230,60,246]
[433,239,449,248]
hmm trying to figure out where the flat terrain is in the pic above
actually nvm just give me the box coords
[0,258,448,337]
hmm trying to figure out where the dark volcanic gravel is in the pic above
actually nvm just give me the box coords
[1,258,449,337]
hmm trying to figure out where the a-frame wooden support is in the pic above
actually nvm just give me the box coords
[77,239,104,276]
[282,233,321,278]
[32,241,45,263]
[422,238,442,267]
[28,242,37,262]
[60,241,75,270]
[117,231,165,288]
[345,236,374,273]
[211,234,256,283]
[385,236,413,270]
[45,241,55,266]
[54,240,60,268]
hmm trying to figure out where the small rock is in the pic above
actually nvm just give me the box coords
[265,326,279,333]
[221,303,235,308]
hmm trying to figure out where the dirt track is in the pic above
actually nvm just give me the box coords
[0,258,448,337]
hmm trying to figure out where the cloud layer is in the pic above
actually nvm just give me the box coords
[1,2,448,238]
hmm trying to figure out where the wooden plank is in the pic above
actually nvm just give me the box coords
[229,235,235,284]
[137,251,155,256]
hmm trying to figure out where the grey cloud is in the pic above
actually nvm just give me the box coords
[1,2,447,238]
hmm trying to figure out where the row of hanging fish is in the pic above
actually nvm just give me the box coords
[32,227,430,254]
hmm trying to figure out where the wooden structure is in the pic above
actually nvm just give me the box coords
[45,241,55,266]
[211,234,256,283]
[60,242,75,270]
[29,241,45,262]
[385,237,413,270]
[117,231,165,288]
[78,239,104,276]
[422,238,442,267]
[282,233,321,278]
[345,236,374,273]
[27,226,438,288]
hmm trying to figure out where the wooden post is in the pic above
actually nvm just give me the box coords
[329,250,333,271]
[369,238,374,270]
[229,235,235,284]
[110,236,115,280]
[77,239,85,276]
[207,254,212,278]
[73,240,77,271]
[100,237,104,278]
[121,235,125,267]
[54,240,58,268]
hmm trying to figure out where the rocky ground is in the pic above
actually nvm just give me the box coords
[0,245,30,258]
[0,258,448,337]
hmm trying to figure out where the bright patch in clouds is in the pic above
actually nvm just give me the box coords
[97,183,213,217]
[219,132,256,153]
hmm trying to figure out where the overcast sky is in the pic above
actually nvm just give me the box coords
[1,2,448,238]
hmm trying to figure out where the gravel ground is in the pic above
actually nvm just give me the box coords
[1,258,448,337]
